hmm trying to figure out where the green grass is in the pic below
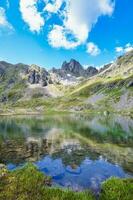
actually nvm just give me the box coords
[100,177,133,200]
[0,164,133,200]
[71,81,103,98]
[0,164,93,200]
[0,74,133,116]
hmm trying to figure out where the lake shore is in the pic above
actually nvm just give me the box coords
[0,113,133,200]
[0,107,133,118]
[0,163,133,200]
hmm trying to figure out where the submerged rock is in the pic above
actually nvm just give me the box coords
[103,111,110,116]
[0,164,6,170]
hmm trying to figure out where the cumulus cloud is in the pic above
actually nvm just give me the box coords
[48,0,114,49]
[115,46,123,53]
[44,0,64,13]
[124,43,133,53]
[0,7,13,31]
[20,0,45,32]
[86,42,101,56]
[115,43,133,54]
[19,0,115,51]
[48,25,80,49]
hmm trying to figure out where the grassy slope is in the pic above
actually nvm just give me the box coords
[67,75,133,113]
[0,76,132,116]
[0,51,133,115]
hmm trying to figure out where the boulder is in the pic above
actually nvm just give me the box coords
[0,164,6,170]
[127,80,133,87]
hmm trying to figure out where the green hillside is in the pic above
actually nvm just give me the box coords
[0,51,133,116]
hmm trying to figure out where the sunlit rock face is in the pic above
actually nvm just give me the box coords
[28,65,53,87]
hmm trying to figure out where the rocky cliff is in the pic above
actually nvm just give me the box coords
[28,65,53,86]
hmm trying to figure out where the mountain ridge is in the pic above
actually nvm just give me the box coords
[0,50,133,116]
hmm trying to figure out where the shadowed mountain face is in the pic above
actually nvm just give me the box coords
[62,59,84,76]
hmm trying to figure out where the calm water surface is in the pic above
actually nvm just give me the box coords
[0,114,133,194]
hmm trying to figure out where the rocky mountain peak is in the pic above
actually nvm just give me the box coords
[28,65,52,86]
[61,59,84,77]
[50,59,99,83]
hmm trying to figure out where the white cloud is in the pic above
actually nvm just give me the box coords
[48,0,114,49]
[115,47,123,53]
[0,7,13,30]
[48,25,80,49]
[19,0,115,50]
[44,0,64,13]
[20,0,45,32]
[65,0,114,43]
[125,43,133,53]
[86,42,101,56]
[115,43,133,54]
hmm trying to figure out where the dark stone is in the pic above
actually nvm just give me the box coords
[1,95,7,103]
[8,79,15,85]
[35,73,40,84]
[85,66,98,77]
[127,80,133,87]
[0,68,5,77]
[48,78,53,84]
[41,80,48,87]
[28,70,36,84]
[106,82,117,89]
[28,70,41,84]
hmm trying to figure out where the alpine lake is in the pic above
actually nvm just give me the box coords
[0,113,133,195]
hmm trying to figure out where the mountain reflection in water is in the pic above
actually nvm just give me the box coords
[0,114,133,193]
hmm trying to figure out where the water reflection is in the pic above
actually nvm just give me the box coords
[35,155,127,194]
[0,114,133,192]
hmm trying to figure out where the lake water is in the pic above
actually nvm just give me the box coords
[0,114,133,194]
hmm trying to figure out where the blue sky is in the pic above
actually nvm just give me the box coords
[0,0,133,69]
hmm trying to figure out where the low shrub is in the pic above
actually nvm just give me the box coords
[100,177,133,200]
